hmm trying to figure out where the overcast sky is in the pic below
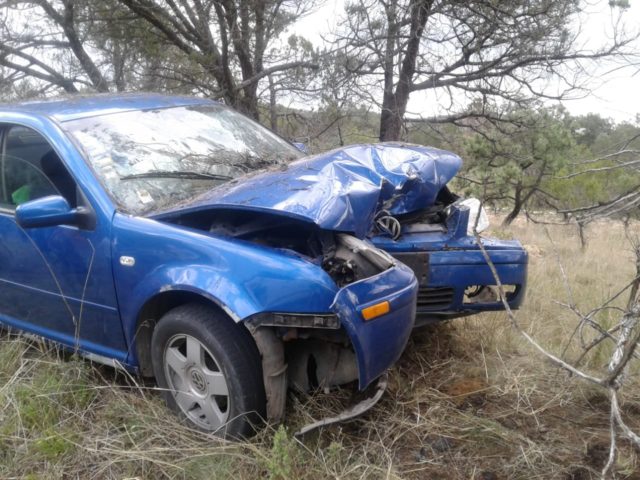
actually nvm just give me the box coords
[289,0,640,123]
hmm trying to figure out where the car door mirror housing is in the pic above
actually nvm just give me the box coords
[291,142,308,154]
[15,195,95,230]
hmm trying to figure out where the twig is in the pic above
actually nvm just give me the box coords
[473,223,640,479]
[602,392,617,477]
[473,232,604,386]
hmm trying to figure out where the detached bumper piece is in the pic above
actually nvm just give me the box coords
[295,372,388,437]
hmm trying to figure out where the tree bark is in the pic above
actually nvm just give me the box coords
[268,75,277,133]
[503,186,523,226]
[379,0,432,141]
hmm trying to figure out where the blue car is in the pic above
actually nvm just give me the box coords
[0,94,526,436]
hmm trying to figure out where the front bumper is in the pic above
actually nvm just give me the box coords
[371,204,528,325]
[389,245,527,325]
[331,262,418,389]
[430,247,525,313]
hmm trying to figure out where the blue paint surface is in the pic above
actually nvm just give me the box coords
[157,142,462,239]
[372,206,528,319]
[0,93,527,390]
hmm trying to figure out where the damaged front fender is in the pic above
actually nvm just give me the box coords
[110,214,339,358]
[246,261,417,423]
[331,262,418,389]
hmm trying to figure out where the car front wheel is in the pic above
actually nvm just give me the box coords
[151,303,266,438]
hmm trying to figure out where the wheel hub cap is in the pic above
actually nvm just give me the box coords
[163,334,230,431]
[189,369,207,393]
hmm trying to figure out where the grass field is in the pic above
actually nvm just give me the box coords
[0,217,639,479]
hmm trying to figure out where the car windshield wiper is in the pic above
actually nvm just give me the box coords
[121,171,233,181]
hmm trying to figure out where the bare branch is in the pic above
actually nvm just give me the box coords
[235,60,319,90]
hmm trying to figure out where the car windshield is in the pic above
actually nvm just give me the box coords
[63,103,303,215]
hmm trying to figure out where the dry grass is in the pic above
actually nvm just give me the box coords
[1,217,639,479]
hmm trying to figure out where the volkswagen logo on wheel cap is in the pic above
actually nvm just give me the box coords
[190,370,206,393]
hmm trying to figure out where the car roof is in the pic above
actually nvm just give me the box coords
[0,93,215,122]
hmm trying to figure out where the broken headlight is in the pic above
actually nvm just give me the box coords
[249,313,340,329]
[460,198,489,235]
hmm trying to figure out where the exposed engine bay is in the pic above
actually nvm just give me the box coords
[160,207,401,422]
[156,184,501,425]
[167,208,396,287]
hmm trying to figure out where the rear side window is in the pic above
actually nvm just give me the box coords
[0,126,76,210]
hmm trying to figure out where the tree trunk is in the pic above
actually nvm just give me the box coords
[378,0,432,142]
[503,186,523,226]
[578,222,588,250]
[268,75,277,133]
[379,98,404,141]
[379,0,400,141]
[240,82,260,120]
[502,203,522,226]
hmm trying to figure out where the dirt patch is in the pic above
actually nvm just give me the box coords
[444,378,489,408]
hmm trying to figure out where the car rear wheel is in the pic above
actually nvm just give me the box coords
[151,303,266,438]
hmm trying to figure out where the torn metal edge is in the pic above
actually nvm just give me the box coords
[294,371,388,437]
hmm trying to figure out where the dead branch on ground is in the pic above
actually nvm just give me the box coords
[473,227,640,478]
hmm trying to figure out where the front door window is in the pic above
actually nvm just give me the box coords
[0,126,65,209]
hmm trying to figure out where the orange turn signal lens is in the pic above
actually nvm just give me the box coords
[361,301,390,321]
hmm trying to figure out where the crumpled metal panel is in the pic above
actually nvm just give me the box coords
[159,143,462,238]
[330,261,418,388]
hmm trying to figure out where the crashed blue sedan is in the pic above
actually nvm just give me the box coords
[0,94,526,436]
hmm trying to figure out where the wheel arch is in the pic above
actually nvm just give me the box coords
[131,288,241,377]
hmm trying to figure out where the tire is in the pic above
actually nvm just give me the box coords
[151,303,266,438]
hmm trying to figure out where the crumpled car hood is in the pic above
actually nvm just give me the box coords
[156,143,462,238]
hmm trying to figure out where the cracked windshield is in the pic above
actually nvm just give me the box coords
[64,103,302,215]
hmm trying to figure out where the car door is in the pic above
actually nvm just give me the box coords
[0,124,128,360]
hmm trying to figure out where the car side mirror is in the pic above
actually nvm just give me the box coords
[292,142,308,154]
[15,195,95,230]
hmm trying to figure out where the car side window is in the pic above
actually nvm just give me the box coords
[0,126,76,210]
